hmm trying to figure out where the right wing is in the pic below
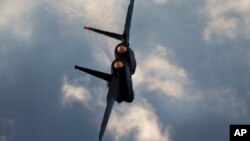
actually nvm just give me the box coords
[99,75,119,141]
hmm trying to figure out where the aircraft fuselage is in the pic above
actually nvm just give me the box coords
[111,43,136,103]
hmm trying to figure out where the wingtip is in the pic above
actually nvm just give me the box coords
[84,25,92,29]
[99,131,104,141]
[99,135,102,141]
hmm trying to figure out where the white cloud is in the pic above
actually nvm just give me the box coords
[61,76,91,106]
[108,99,171,141]
[152,0,168,4]
[0,0,36,39]
[134,44,191,97]
[203,0,250,41]
[60,75,109,109]
[60,76,172,140]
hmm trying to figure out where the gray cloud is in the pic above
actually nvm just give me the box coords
[0,117,15,141]
[203,0,250,41]
[1,0,250,141]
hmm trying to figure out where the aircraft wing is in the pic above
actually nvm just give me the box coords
[75,65,112,82]
[84,26,123,41]
[99,75,119,141]
[123,0,135,43]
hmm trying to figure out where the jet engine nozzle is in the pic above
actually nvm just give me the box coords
[117,44,127,53]
[115,43,128,54]
[113,60,124,69]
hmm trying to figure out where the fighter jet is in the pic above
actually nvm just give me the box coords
[75,0,136,140]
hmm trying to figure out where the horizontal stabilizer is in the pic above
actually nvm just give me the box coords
[84,25,124,41]
[75,65,112,82]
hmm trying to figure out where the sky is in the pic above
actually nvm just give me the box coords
[0,0,250,141]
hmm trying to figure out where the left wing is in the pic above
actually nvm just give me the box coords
[99,75,119,141]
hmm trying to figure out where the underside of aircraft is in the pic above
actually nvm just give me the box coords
[75,0,136,140]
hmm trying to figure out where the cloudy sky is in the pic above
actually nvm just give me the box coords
[1,0,250,141]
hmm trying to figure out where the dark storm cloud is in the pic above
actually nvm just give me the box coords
[0,2,100,141]
[130,1,250,141]
[1,0,250,141]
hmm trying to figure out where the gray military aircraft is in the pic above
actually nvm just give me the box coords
[75,0,136,140]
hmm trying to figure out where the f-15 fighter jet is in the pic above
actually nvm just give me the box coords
[75,0,136,140]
